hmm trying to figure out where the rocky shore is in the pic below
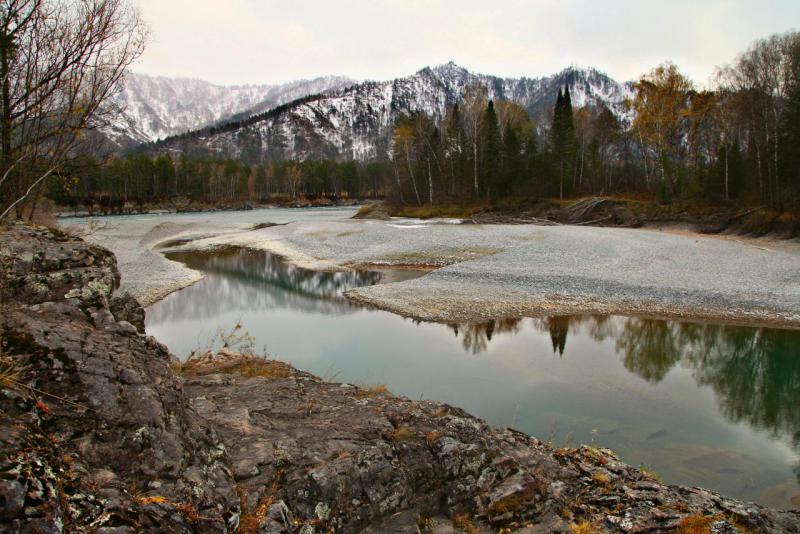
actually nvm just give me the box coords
[1,223,798,533]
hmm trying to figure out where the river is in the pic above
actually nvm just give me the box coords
[145,245,800,510]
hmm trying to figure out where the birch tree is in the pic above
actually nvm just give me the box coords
[0,0,146,220]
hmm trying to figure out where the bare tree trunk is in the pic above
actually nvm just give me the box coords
[473,139,479,198]
[427,159,433,204]
[756,143,764,202]
[404,145,421,206]
[393,161,404,204]
[639,134,649,189]
[724,143,729,201]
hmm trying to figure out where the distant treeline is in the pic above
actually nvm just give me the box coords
[56,30,799,212]
[48,154,391,211]
[384,31,800,208]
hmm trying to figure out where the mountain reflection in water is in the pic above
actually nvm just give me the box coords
[147,247,800,509]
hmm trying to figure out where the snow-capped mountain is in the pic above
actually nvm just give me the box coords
[103,72,354,149]
[148,63,633,161]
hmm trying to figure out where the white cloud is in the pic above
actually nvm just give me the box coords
[132,0,800,87]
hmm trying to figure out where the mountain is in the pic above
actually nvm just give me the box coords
[148,62,634,162]
[102,72,354,149]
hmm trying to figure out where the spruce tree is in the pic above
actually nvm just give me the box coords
[550,86,576,199]
[444,104,465,197]
[501,123,522,197]
[481,100,501,198]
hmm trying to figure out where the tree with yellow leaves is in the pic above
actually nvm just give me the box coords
[630,63,693,198]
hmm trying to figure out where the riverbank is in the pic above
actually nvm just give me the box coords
[357,197,800,238]
[79,210,800,328]
[2,222,798,532]
[54,196,367,219]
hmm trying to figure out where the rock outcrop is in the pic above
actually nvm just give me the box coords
[0,224,239,532]
[1,222,798,533]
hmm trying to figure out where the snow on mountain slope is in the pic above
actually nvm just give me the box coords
[103,72,354,149]
[151,63,633,162]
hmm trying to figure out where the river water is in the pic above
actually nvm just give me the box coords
[145,243,800,510]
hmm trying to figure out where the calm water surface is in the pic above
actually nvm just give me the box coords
[146,247,800,509]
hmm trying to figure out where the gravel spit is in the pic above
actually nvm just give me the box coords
[64,209,800,327]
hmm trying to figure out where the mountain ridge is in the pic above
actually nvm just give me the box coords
[103,72,355,149]
[135,62,634,162]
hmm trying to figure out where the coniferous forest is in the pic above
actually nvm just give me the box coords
[41,30,800,217]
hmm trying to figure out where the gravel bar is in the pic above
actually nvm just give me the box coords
[66,210,800,327]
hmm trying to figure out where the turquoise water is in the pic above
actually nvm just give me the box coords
[146,247,800,509]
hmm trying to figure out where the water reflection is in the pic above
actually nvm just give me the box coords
[148,247,800,507]
[167,247,384,300]
[449,318,523,354]
[155,248,416,320]
[455,315,800,453]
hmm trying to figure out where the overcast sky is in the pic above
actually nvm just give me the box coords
[131,0,799,87]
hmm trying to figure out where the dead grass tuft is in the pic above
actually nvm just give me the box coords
[355,383,387,398]
[430,406,449,417]
[451,512,479,534]
[591,472,611,487]
[639,464,662,482]
[174,350,291,380]
[0,337,25,393]
[570,520,602,534]
[132,494,200,523]
[486,488,534,516]
[425,430,441,444]
[237,479,280,534]
[675,513,716,534]
[391,426,415,441]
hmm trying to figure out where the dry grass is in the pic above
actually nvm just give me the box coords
[570,520,602,534]
[355,383,387,398]
[582,446,609,466]
[391,426,415,441]
[591,472,611,487]
[237,480,280,534]
[132,494,200,523]
[486,488,534,516]
[675,514,715,534]
[451,513,479,534]
[0,336,25,393]
[0,357,23,391]
[430,406,449,417]
[174,351,291,380]
[425,430,441,444]
[639,464,662,482]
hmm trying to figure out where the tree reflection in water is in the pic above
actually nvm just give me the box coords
[167,247,383,299]
[446,313,800,480]
[448,318,522,354]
